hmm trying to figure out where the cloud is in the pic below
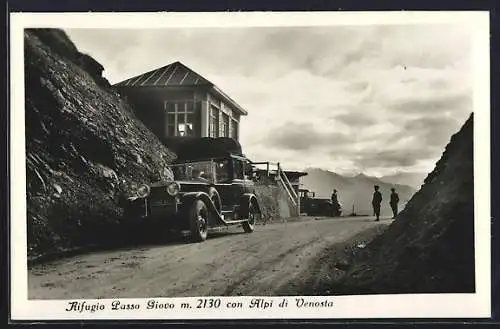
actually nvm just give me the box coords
[265,122,351,151]
[355,147,439,169]
[333,112,377,128]
[343,81,370,93]
[388,93,472,114]
[64,23,474,177]
[397,115,464,147]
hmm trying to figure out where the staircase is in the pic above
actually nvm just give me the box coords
[276,162,298,207]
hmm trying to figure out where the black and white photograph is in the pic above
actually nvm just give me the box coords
[10,11,491,320]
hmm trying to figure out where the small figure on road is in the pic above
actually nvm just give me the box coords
[331,189,341,217]
[331,189,338,205]
[372,185,382,221]
[390,187,400,218]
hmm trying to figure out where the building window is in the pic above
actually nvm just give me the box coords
[231,119,238,140]
[220,112,229,137]
[209,105,219,138]
[165,100,196,137]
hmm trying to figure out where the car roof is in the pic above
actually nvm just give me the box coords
[173,153,249,164]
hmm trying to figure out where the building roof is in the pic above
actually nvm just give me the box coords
[114,61,247,115]
[284,170,308,177]
[255,169,308,179]
[114,61,210,88]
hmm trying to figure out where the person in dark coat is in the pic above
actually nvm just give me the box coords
[390,187,400,218]
[331,189,338,205]
[372,185,382,221]
[331,189,340,216]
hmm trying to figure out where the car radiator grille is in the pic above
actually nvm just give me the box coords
[149,188,176,206]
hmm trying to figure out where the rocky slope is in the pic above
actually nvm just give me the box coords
[25,29,176,259]
[312,114,475,294]
[302,169,416,217]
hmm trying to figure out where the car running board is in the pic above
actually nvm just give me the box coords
[217,213,248,226]
[214,210,248,226]
[221,219,248,225]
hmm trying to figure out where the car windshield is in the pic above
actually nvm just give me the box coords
[166,157,236,184]
[168,161,216,183]
[214,158,231,183]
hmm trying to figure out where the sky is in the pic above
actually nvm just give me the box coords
[64,24,473,180]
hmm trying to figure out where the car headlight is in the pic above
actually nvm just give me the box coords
[136,184,150,198]
[166,182,180,196]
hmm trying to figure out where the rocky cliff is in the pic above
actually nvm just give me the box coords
[25,29,176,259]
[329,114,475,294]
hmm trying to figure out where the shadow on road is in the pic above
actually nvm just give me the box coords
[29,216,388,266]
[29,225,251,265]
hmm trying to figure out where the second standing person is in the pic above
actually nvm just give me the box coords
[372,185,382,221]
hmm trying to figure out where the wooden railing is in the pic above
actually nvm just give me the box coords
[251,161,271,177]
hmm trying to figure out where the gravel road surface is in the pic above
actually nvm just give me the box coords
[29,216,389,299]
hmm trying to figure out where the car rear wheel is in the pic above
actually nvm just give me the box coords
[242,201,257,233]
[189,199,209,242]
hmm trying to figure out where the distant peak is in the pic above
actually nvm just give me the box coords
[305,167,326,172]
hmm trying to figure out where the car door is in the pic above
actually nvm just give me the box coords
[242,159,255,194]
[213,157,243,215]
[229,157,248,204]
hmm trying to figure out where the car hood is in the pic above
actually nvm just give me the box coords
[150,180,211,188]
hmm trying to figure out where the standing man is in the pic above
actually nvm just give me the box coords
[331,189,340,216]
[390,187,400,218]
[372,185,382,221]
[331,189,338,205]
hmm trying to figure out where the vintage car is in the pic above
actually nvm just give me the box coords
[299,189,342,217]
[123,153,262,242]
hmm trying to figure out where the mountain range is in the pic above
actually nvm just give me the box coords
[301,168,417,217]
[379,172,427,189]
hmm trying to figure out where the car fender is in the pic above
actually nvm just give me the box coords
[122,196,148,218]
[239,193,261,218]
[179,192,221,226]
[207,187,222,213]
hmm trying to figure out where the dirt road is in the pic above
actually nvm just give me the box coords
[29,216,389,299]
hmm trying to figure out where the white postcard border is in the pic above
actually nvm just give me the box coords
[10,11,491,320]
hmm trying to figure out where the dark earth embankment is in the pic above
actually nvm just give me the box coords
[25,29,177,260]
[286,114,475,295]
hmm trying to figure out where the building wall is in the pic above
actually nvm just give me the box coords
[118,86,241,141]
[118,88,167,139]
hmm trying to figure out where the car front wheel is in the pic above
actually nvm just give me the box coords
[242,201,257,233]
[189,199,209,242]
